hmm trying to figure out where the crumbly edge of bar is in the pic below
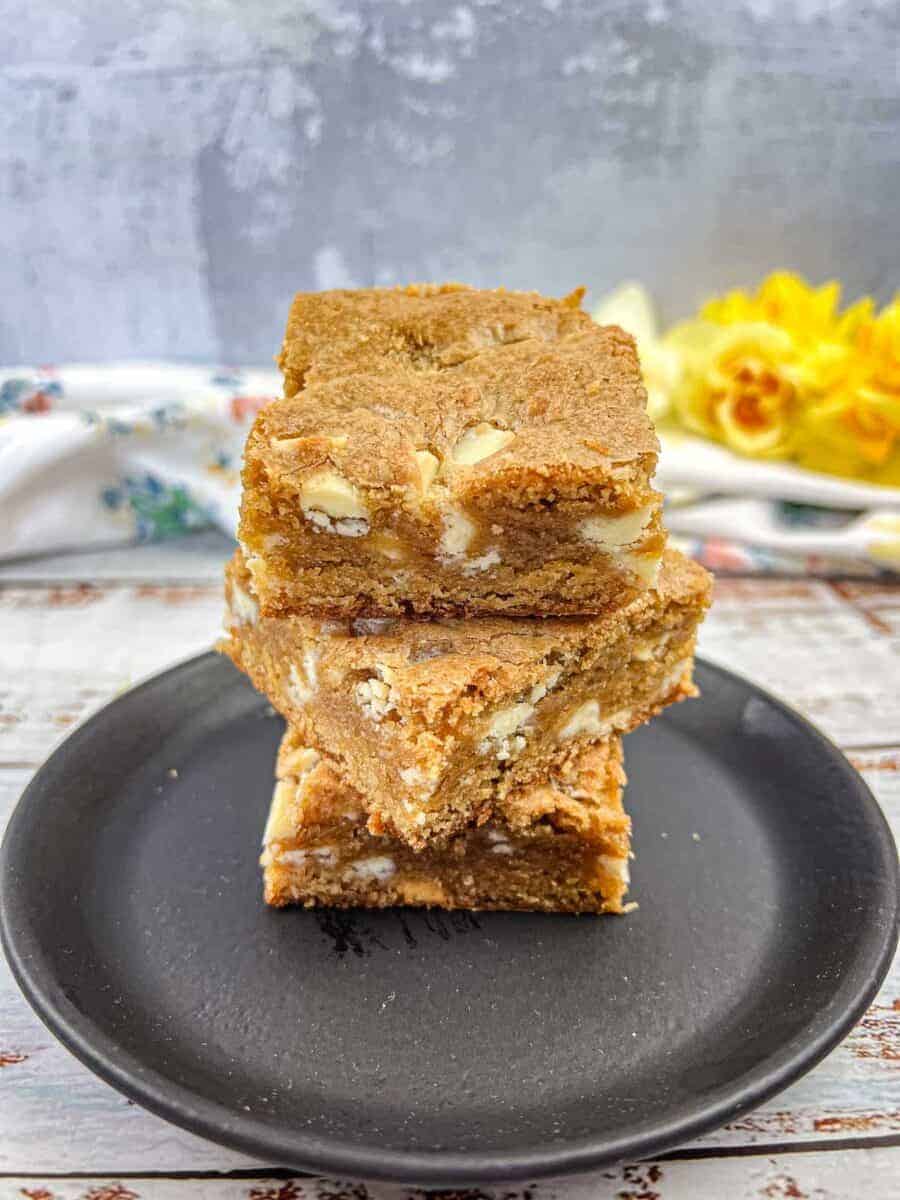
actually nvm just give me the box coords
[262,732,631,914]
[243,535,665,620]
[220,549,710,848]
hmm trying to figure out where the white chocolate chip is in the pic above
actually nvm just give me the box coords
[280,745,321,777]
[529,668,562,704]
[660,659,691,694]
[279,849,309,866]
[271,433,348,452]
[619,550,662,587]
[451,423,515,466]
[485,829,509,844]
[287,664,312,706]
[478,701,535,760]
[301,471,370,536]
[578,504,655,549]
[491,842,515,855]
[598,854,630,884]
[487,702,535,739]
[415,449,440,492]
[558,700,606,740]
[355,665,397,723]
[262,780,298,845]
[311,845,337,865]
[348,856,396,881]
[439,507,476,559]
[306,509,370,538]
[229,582,259,627]
[462,548,501,575]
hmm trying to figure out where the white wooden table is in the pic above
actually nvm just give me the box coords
[0,533,897,1200]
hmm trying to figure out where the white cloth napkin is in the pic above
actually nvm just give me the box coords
[1,361,899,575]
[0,363,279,561]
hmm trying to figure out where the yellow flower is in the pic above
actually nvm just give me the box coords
[665,321,801,458]
[702,271,859,345]
[798,296,900,483]
[857,294,900,393]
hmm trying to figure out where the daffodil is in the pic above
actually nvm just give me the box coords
[799,296,900,483]
[665,321,801,458]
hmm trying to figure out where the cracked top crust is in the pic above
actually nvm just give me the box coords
[253,284,658,506]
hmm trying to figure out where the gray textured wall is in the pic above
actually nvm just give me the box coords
[2,0,899,365]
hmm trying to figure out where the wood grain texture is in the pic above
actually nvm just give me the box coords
[3,1146,900,1199]
[0,543,897,1177]
[2,1,900,363]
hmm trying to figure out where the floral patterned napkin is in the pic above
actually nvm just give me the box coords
[0,358,897,577]
[0,363,278,560]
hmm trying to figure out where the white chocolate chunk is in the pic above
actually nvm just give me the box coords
[272,433,348,452]
[619,550,662,587]
[301,471,370,535]
[229,581,259,627]
[439,507,476,559]
[578,504,655,549]
[491,842,515,855]
[311,845,337,865]
[306,510,369,538]
[462,548,501,575]
[487,702,535,739]
[451,422,515,466]
[262,780,298,845]
[660,659,691,694]
[558,700,606,740]
[529,668,562,704]
[598,854,630,884]
[279,849,309,867]
[355,666,397,723]
[279,745,321,777]
[348,856,396,881]
[286,659,315,706]
[415,449,440,492]
[496,734,527,760]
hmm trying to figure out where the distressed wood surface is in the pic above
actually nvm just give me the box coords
[3,1145,900,1200]
[0,536,898,1184]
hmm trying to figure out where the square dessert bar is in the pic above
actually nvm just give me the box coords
[240,284,664,618]
[262,728,632,914]
[222,548,711,849]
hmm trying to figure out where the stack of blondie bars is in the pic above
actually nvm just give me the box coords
[220,284,711,914]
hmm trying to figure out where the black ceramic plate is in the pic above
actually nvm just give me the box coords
[2,655,897,1184]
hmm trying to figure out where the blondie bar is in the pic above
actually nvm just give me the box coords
[239,284,664,618]
[262,729,632,914]
[222,548,711,848]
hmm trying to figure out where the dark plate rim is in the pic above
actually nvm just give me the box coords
[1,651,898,1184]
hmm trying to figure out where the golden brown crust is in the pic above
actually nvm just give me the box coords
[277,283,594,393]
[221,547,711,848]
[263,729,632,914]
[240,284,662,618]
